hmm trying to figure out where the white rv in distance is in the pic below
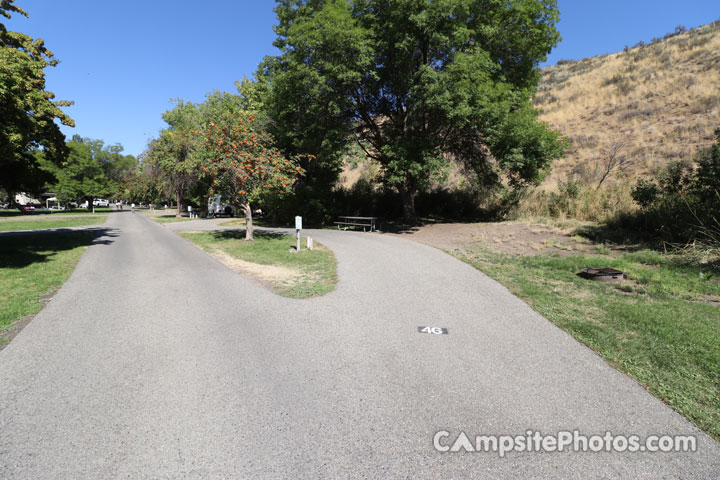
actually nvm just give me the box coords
[207,196,235,218]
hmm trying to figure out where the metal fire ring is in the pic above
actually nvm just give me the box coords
[579,267,626,282]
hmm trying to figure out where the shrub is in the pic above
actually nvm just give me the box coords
[628,129,720,244]
[692,129,720,205]
[534,94,559,107]
[602,74,633,95]
[602,74,623,86]
[630,178,659,208]
[690,95,720,114]
[515,179,636,223]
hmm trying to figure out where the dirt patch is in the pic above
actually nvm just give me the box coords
[388,220,606,257]
[209,249,304,288]
[700,295,720,307]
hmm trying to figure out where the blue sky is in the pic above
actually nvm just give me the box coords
[5,1,719,157]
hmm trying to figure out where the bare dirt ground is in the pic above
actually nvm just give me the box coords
[388,220,605,256]
[210,249,303,289]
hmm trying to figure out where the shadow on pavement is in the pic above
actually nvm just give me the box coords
[0,228,119,269]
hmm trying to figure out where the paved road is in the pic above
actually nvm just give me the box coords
[0,213,717,478]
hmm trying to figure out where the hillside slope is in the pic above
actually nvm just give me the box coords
[536,20,720,186]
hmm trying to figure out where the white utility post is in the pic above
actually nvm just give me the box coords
[295,216,302,252]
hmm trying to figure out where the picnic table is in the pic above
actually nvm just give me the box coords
[334,216,377,232]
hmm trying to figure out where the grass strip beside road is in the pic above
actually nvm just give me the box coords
[0,231,95,347]
[181,230,337,298]
[0,215,107,232]
[152,216,195,224]
[219,219,246,227]
[454,246,720,440]
[0,208,113,216]
[219,218,273,228]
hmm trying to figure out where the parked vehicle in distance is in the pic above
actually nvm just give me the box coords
[49,205,66,210]
[93,199,110,207]
[207,196,235,217]
[20,205,35,211]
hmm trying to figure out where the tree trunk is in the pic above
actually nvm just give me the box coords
[398,183,417,221]
[175,190,183,218]
[243,202,254,241]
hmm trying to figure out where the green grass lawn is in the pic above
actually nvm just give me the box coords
[181,230,337,298]
[152,215,195,224]
[454,246,720,440]
[0,208,113,217]
[0,215,107,232]
[219,217,273,228]
[0,231,95,346]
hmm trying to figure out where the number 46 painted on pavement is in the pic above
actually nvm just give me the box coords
[418,327,448,335]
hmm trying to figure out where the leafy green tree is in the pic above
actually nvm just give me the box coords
[235,76,269,115]
[124,159,164,206]
[42,136,130,209]
[200,90,245,119]
[143,100,202,217]
[267,0,565,218]
[41,135,137,210]
[102,148,138,200]
[142,92,258,216]
[199,105,303,240]
[0,0,74,205]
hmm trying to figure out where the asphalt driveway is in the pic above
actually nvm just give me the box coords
[0,212,717,478]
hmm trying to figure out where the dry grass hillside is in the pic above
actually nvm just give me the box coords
[536,20,720,187]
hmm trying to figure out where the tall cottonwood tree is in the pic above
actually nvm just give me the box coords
[0,0,74,204]
[267,0,565,218]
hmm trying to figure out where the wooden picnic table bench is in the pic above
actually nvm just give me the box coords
[334,216,377,232]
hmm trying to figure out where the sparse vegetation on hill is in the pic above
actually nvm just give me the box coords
[519,125,720,251]
[536,20,720,186]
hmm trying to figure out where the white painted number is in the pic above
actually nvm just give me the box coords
[419,327,447,335]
